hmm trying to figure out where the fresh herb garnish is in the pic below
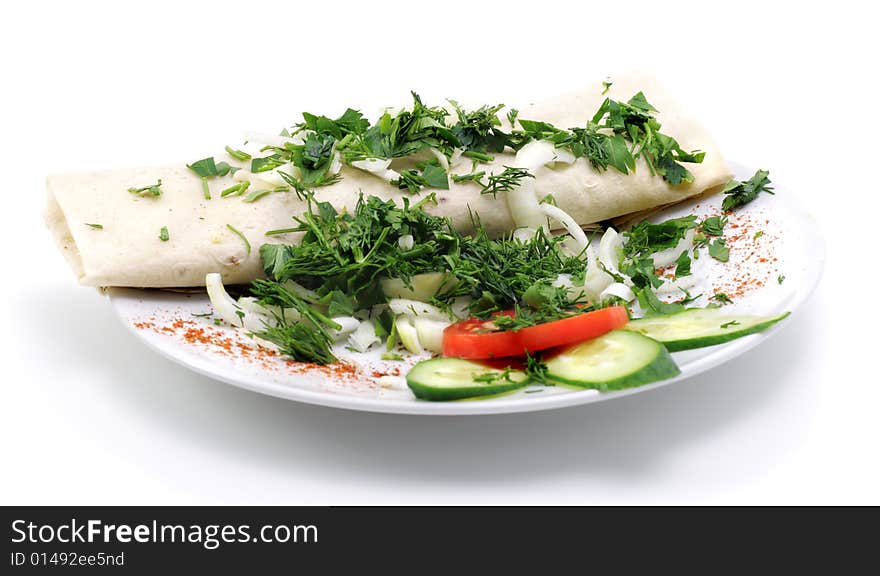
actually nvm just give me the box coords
[601,80,613,95]
[778,274,786,284]
[720,320,740,329]
[701,215,727,236]
[524,352,551,384]
[513,92,704,184]
[220,181,250,198]
[623,215,698,260]
[635,287,686,316]
[479,166,534,197]
[753,230,764,240]
[225,146,252,161]
[159,226,170,242]
[128,179,162,198]
[708,238,730,262]
[85,223,103,230]
[249,279,341,364]
[451,170,486,184]
[712,292,733,304]
[187,157,233,200]
[226,224,251,256]
[187,157,232,178]
[674,250,692,278]
[722,170,773,211]
[473,368,518,384]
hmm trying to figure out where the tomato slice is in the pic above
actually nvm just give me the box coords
[442,306,629,359]
[441,312,523,359]
[516,305,629,353]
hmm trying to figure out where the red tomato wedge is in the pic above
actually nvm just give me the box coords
[442,305,629,359]
[441,311,523,360]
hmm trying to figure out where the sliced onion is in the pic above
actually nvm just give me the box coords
[328,151,342,176]
[597,228,623,275]
[512,227,537,243]
[539,203,589,254]
[581,242,614,301]
[351,158,400,182]
[348,320,380,353]
[388,298,448,321]
[381,272,450,302]
[414,317,449,354]
[652,230,695,268]
[398,234,414,251]
[282,279,320,303]
[395,316,423,354]
[655,272,700,295]
[600,282,635,302]
[205,273,246,328]
[430,148,450,171]
[329,316,360,340]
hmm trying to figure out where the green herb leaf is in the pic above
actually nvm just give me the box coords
[701,215,727,237]
[722,170,774,211]
[674,250,692,278]
[708,238,730,262]
[635,287,685,316]
[128,179,163,198]
[159,226,170,242]
[623,215,698,260]
[85,223,103,230]
[711,292,733,304]
[187,157,231,178]
[480,166,534,197]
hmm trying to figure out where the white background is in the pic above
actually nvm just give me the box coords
[2,0,877,504]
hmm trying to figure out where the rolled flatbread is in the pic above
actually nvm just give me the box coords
[45,76,731,287]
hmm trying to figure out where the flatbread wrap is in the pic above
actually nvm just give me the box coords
[45,75,731,288]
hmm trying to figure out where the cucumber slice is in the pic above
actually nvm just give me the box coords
[624,309,790,352]
[544,330,679,391]
[407,358,529,401]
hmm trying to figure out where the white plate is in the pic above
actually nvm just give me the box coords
[109,164,824,415]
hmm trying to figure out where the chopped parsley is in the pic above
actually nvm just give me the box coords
[701,215,727,236]
[708,238,730,262]
[85,223,103,230]
[722,170,773,211]
[753,230,764,240]
[159,226,170,242]
[712,292,733,305]
[720,320,740,329]
[674,250,692,278]
[778,274,786,284]
[128,179,162,198]
[188,157,234,200]
[623,215,698,260]
[187,157,232,178]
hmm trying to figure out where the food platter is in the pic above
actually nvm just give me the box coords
[109,163,823,415]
